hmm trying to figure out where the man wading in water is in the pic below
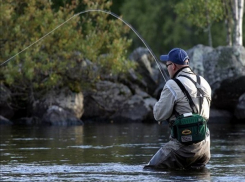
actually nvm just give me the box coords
[144,48,212,170]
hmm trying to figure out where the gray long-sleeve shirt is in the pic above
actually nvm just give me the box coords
[153,67,211,122]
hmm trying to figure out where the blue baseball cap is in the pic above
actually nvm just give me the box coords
[160,48,189,65]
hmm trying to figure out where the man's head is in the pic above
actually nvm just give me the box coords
[160,48,189,78]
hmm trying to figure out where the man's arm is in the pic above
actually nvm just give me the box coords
[153,82,176,122]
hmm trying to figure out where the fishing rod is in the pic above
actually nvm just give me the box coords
[0,9,169,82]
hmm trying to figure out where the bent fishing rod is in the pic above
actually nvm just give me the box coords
[0,9,169,83]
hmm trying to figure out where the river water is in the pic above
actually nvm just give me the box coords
[0,122,245,181]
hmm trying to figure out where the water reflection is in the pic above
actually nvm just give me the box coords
[0,122,245,181]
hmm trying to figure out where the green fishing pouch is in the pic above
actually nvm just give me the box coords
[171,113,207,144]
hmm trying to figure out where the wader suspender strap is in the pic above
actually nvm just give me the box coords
[173,78,198,114]
[197,76,203,112]
[179,75,207,98]
[179,75,205,113]
[179,74,212,106]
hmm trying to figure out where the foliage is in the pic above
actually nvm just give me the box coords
[0,0,134,97]
[174,0,225,46]
[119,0,214,57]
[118,0,245,54]
[175,0,224,29]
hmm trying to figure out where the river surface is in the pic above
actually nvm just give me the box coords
[0,122,245,181]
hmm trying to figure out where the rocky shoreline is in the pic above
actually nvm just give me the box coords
[1,45,245,125]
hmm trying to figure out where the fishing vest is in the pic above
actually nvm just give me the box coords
[170,75,209,144]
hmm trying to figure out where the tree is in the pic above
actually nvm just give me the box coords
[222,0,233,45]
[175,0,244,47]
[175,0,224,47]
[0,0,134,99]
[232,0,244,45]
[119,0,213,57]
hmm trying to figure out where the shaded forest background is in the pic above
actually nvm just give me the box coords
[2,0,244,61]
[54,0,245,57]
[118,0,244,53]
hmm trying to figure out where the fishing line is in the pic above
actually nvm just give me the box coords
[1,9,169,82]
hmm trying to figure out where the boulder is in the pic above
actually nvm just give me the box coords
[82,80,132,121]
[203,45,245,93]
[42,105,83,126]
[128,47,166,96]
[14,117,42,125]
[110,87,157,122]
[188,45,245,122]
[209,108,233,123]
[82,80,156,122]
[0,115,13,125]
[234,93,245,120]
[212,76,245,110]
[205,46,245,120]
[32,88,84,125]
[186,44,214,76]
[0,84,14,119]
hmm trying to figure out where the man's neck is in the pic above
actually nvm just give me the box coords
[172,66,190,78]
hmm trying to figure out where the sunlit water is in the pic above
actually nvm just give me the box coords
[1,122,245,181]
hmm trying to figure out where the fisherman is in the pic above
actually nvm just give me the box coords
[144,48,212,169]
